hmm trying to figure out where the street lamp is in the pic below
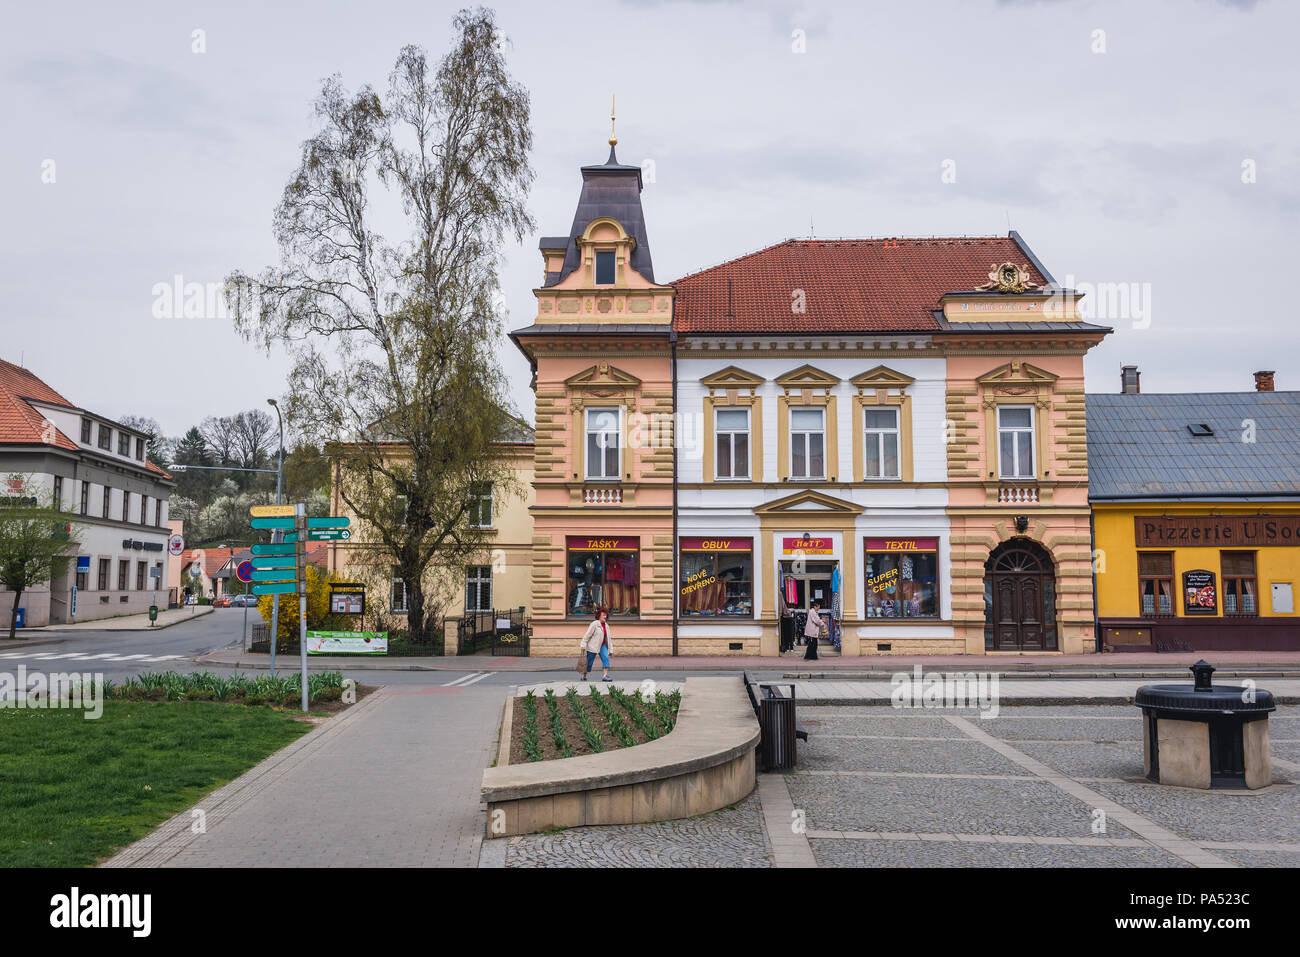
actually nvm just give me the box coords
[267,398,285,676]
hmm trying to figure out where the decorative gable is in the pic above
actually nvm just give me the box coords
[850,365,915,393]
[566,361,641,390]
[700,366,765,394]
[754,489,863,516]
[976,360,1058,395]
[775,364,841,393]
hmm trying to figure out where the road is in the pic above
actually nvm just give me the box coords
[0,609,764,687]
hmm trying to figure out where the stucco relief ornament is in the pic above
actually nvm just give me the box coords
[976,262,1040,294]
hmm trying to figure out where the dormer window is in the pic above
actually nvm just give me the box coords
[595,250,616,285]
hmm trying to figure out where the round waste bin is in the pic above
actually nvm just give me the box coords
[1136,660,1275,790]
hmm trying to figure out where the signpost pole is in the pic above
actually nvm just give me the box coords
[269,402,284,677]
[269,530,279,676]
[297,502,308,713]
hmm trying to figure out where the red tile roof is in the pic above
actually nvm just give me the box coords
[671,237,1049,333]
[0,357,172,477]
[0,359,78,451]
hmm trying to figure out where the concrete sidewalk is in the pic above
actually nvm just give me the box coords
[195,645,1300,676]
[103,683,505,868]
[14,605,213,636]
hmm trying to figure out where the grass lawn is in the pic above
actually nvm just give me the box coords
[0,700,312,867]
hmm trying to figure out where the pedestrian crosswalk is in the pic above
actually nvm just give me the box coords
[442,672,491,687]
[0,652,186,664]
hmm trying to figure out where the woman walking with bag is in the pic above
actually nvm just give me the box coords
[804,600,826,661]
[578,606,614,682]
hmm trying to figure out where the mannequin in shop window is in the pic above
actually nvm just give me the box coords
[779,592,794,653]
[605,553,638,615]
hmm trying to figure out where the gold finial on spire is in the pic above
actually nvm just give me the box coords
[609,93,617,147]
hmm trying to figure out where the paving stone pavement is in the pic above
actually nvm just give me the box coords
[789,678,1300,705]
[501,794,773,868]
[502,704,1300,868]
[103,685,503,867]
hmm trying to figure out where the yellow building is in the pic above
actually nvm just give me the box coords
[1088,373,1300,651]
[325,428,536,634]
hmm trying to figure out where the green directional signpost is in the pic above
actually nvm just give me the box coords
[282,528,351,543]
[251,517,295,531]
[248,505,351,712]
[251,543,295,557]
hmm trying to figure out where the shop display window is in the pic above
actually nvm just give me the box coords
[864,539,939,618]
[566,537,639,617]
[680,538,753,617]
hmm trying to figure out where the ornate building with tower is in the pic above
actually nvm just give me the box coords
[512,128,1111,656]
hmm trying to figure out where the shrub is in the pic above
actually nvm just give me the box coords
[255,565,353,652]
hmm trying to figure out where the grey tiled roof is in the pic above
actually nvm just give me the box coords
[1086,392,1300,498]
[509,322,670,337]
[546,146,656,286]
[932,313,1113,333]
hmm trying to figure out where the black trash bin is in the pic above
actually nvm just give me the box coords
[758,682,798,771]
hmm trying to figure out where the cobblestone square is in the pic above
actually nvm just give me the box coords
[499,704,1300,868]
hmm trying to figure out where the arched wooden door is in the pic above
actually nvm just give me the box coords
[986,541,1057,651]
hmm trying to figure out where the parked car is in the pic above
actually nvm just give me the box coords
[214,595,233,608]
[230,594,258,607]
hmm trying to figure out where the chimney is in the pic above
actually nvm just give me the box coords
[1120,365,1141,394]
[1254,370,1275,392]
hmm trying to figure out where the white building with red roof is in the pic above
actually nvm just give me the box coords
[0,358,176,627]
[671,233,1109,656]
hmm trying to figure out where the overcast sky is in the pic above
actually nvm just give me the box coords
[3,0,1294,439]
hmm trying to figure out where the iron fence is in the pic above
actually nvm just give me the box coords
[459,606,529,656]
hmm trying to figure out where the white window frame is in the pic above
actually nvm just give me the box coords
[594,249,616,286]
[585,407,621,481]
[997,405,1036,479]
[789,407,826,480]
[390,571,407,612]
[863,406,901,480]
[466,565,492,612]
[469,483,493,528]
[714,407,750,480]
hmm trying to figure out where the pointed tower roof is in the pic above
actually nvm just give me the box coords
[546,143,655,286]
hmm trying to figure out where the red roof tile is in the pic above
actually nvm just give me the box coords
[0,359,78,450]
[672,237,1049,334]
[0,357,171,477]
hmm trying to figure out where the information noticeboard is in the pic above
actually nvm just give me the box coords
[329,583,365,616]
[1182,569,1217,615]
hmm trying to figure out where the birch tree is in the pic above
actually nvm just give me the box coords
[227,8,533,644]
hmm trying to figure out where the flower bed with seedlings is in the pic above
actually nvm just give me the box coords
[106,671,367,712]
[508,686,682,765]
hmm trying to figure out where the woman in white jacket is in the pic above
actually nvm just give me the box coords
[803,600,825,661]
[579,606,614,681]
